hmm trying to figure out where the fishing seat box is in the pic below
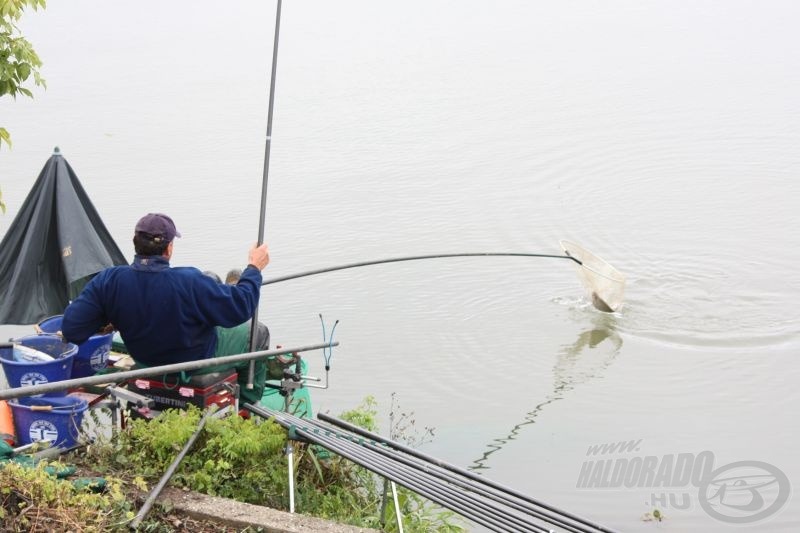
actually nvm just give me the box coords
[127,371,239,417]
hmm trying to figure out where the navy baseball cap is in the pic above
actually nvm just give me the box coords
[135,213,181,242]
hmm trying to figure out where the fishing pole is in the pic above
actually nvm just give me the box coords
[260,241,627,313]
[256,407,515,531]
[255,406,621,533]
[329,437,549,533]
[247,0,283,389]
[354,430,590,532]
[323,432,555,533]
[261,252,581,286]
[318,412,621,533]
[247,405,552,532]
[311,412,611,533]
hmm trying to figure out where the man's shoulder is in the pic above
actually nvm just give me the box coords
[168,266,212,285]
[95,264,131,279]
[170,266,203,275]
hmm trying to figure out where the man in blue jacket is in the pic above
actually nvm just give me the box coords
[62,212,270,403]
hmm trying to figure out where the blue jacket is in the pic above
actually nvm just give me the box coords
[62,255,262,367]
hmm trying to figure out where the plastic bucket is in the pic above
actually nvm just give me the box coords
[8,396,87,447]
[37,315,113,378]
[0,335,77,397]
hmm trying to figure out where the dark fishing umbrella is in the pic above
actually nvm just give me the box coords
[0,147,127,325]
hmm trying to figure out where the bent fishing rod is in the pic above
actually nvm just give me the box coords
[260,252,582,286]
[258,241,627,313]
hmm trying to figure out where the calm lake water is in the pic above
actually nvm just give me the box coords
[1,1,798,531]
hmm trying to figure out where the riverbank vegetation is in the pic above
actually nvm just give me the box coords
[0,397,464,532]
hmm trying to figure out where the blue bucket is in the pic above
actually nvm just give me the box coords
[37,315,113,378]
[0,335,77,397]
[8,396,88,447]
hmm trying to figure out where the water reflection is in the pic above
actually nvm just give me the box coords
[471,316,622,471]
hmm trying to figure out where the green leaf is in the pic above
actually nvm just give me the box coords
[0,0,47,105]
[34,71,46,88]
[17,62,31,81]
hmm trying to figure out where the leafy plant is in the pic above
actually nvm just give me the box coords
[0,0,48,214]
[0,460,132,531]
[1,0,47,148]
[0,1,47,97]
[383,393,464,532]
[80,397,465,532]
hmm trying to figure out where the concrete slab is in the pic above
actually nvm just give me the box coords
[162,487,381,533]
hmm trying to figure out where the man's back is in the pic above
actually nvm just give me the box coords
[63,256,262,366]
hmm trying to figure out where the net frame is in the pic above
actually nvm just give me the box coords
[559,240,626,312]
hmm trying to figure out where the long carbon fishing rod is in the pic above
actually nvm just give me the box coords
[312,412,606,533]
[250,405,616,533]
[351,426,590,533]
[269,408,610,533]
[333,439,557,532]
[318,412,620,533]
[299,417,551,533]
[312,426,547,532]
[292,409,586,532]
[248,0,284,388]
[250,405,529,532]
[261,252,582,286]
[324,433,549,532]
[247,405,550,532]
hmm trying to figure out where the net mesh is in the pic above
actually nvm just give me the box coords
[559,240,625,312]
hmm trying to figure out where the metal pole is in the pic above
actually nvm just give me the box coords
[0,342,336,401]
[247,0,283,388]
[129,407,216,529]
[379,478,390,528]
[391,481,405,533]
[287,441,295,513]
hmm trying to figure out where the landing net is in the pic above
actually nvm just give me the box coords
[560,240,625,312]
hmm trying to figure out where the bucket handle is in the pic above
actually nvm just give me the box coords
[29,405,80,412]
[32,324,63,337]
